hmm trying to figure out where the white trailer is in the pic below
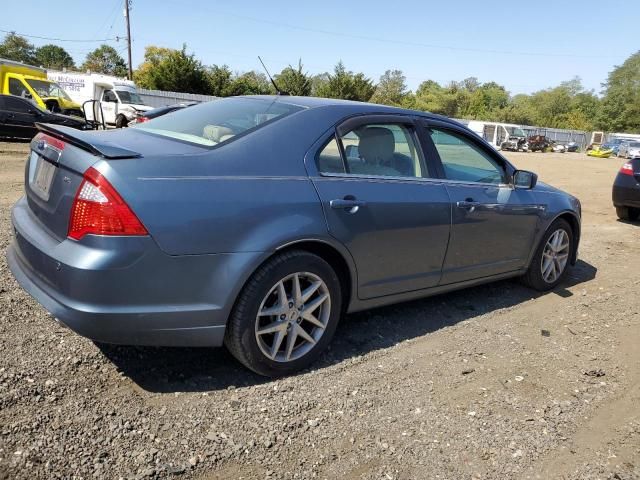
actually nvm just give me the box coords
[46,71,152,127]
[467,121,528,151]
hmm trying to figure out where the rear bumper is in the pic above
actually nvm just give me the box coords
[613,175,640,208]
[8,197,264,347]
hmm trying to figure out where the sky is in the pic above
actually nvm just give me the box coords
[3,0,638,96]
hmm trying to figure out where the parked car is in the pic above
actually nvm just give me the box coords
[612,158,640,221]
[0,94,89,140]
[528,135,552,152]
[617,141,640,159]
[130,101,197,125]
[602,138,636,156]
[566,142,579,152]
[7,96,582,376]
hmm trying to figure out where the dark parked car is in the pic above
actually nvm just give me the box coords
[132,101,197,124]
[527,134,552,152]
[7,96,582,376]
[0,94,88,140]
[613,157,640,221]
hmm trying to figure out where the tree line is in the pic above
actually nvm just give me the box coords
[1,32,639,133]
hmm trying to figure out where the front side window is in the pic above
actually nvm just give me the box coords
[8,78,29,97]
[116,89,143,105]
[320,123,424,178]
[134,97,303,147]
[430,128,506,184]
[25,79,72,101]
[102,90,117,102]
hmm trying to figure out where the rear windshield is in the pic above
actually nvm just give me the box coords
[134,97,304,147]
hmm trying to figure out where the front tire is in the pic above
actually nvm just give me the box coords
[115,115,129,128]
[522,219,573,291]
[225,250,342,377]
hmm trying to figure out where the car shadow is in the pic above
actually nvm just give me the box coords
[97,259,597,393]
[616,218,640,226]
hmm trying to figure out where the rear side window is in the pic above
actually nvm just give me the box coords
[317,137,345,174]
[134,97,304,147]
[317,123,427,178]
[4,96,29,113]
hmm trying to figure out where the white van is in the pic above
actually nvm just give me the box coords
[467,121,528,152]
[46,71,152,127]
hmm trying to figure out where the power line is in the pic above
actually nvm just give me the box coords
[185,4,625,60]
[0,29,118,43]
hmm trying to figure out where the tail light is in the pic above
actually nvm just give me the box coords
[620,162,634,176]
[136,116,149,123]
[68,167,148,240]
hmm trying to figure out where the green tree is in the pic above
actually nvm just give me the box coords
[598,51,640,132]
[370,70,408,106]
[315,62,375,101]
[226,71,273,96]
[82,45,127,76]
[500,94,536,125]
[134,45,209,94]
[275,60,311,96]
[34,44,75,70]
[0,33,36,64]
[206,65,233,96]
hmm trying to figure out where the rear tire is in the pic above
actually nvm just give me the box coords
[522,219,573,291]
[616,206,640,221]
[225,250,342,377]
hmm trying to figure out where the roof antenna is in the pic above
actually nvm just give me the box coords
[258,56,289,96]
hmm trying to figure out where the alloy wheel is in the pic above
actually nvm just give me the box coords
[540,229,570,284]
[255,272,331,362]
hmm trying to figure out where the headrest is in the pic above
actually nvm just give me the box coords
[357,127,395,162]
[203,125,234,143]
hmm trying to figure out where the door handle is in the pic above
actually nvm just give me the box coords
[456,199,481,210]
[330,197,366,213]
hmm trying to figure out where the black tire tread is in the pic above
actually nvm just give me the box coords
[224,250,341,377]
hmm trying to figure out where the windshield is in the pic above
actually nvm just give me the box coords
[25,79,72,101]
[134,97,304,146]
[506,127,526,137]
[115,90,144,105]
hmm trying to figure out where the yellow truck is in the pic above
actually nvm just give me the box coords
[0,58,83,117]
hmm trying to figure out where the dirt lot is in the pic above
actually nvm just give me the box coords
[0,142,638,480]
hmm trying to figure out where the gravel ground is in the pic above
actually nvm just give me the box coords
[0,142,638,480]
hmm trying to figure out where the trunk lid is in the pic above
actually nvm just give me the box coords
[24,124,143,241]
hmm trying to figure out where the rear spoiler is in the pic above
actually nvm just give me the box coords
[35,123,142,159]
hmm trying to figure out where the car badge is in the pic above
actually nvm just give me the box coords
[36,140,45,150]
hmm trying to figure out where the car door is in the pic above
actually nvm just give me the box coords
[3,96,39,139]
[101,90,117,124]
[308,115,451,299]
[0,97,9,137]
[422,121,543,285]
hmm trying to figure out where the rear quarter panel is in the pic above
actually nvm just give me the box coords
[96,107,347,256]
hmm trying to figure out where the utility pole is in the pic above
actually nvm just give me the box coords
[124,0,133,80]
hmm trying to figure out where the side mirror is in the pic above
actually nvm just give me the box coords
[344,144,359,159]
[513,170,538,189]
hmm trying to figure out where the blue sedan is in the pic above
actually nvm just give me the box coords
[7,96,581,376]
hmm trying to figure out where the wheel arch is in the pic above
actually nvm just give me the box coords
[274,239,356,312]
[231,238,357,320]
[550,211,581,265]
